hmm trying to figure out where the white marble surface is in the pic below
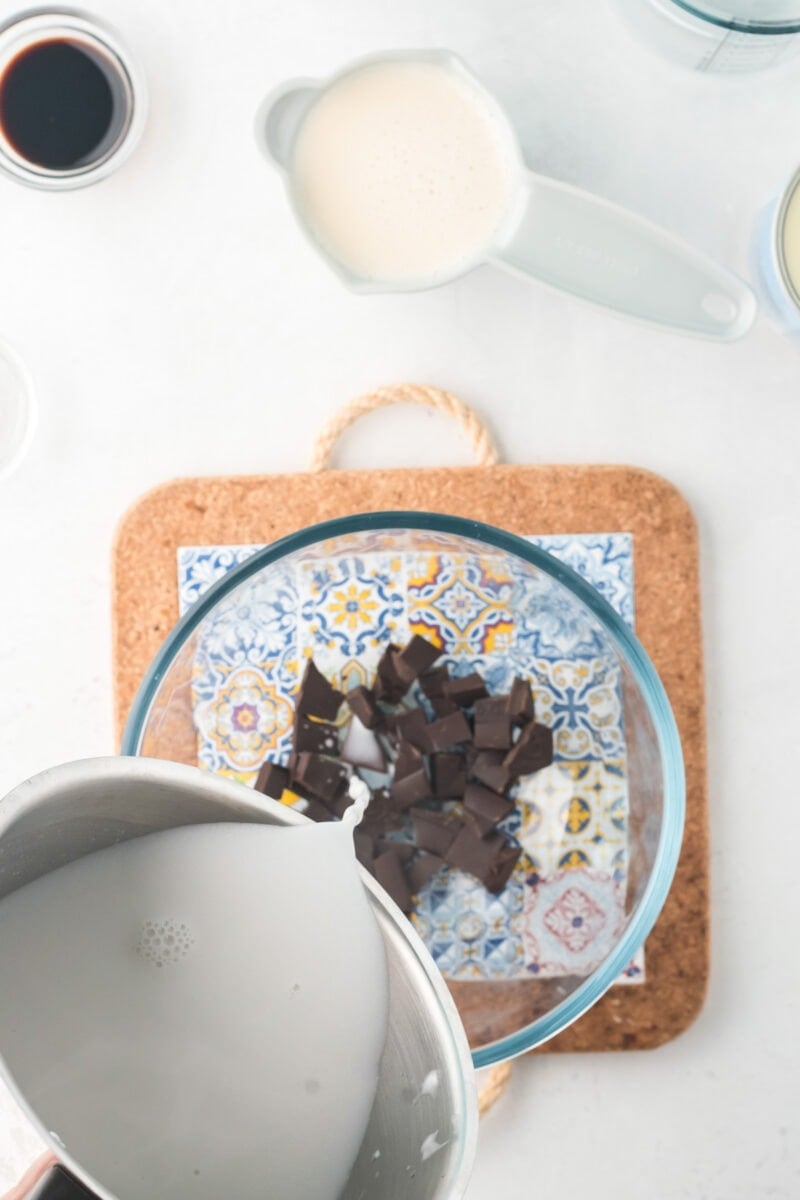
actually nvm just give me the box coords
[0,0,799,1195]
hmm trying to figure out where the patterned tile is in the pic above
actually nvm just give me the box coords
[521,869,626,978]
[175,532,643,985]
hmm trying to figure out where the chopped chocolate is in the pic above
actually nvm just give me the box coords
[486,841,523,894]
[394,707,431,752]
[431,753,468,799]
[301,797,336,823]
[374,644,414,703]
[254,760,290,799]
[507,677,535,725]
[374,849,413,913]
[328,791,355,820]
[445,827,522,893]
[407,851,445,893]
[375,838,416,863]
[394,740,424,780]
[463,781,515,834]
[354,830,375,871]
[427,709,472,750]
[473,695,513,750]
[295,716,339,756]
[431,695,459,718]
[345,685,382,730]
[398,634,442,678]
[390,753,431,809]
[503,722,554,778]
[470,750,510,793]
[360,788,404,834]
[419,665,450,699]
[297,659,343,720]
[410,807,464,856]
[291,752,350,804]
[443,672,488,706]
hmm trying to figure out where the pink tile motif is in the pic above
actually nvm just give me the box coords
[522,869,626,978]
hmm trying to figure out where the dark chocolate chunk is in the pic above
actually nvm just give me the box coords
[445,827,522,893]
[431,753,468,799]
[394,707,431,752]
[295,715,340,756]
[291,752,350,804]
[485,841,523,894]
[410,807,464,856]
[419,665,450,699]
[463,781,515,834]
[345,685,382,730]
[394,740,424,780]
[354,830,375,872]
[407,851,445,894]
[301,797,336,823]
[398,634,442,678]
[390,758,431,809]
[297,659,343,721]
[360,787,404,834]
[374,849,413,914]
[427,709,472,750]
[473,696,513,750]
[503,722,554,778]
[254,760,290,799]
[443,672,488,706]
[375,838,416,863]
[431,695,459,718]
[374,644,414,703]
[470,750,510,794]
[507,677,535,726]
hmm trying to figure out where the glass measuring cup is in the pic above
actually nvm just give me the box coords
[616,0,800,72]
[255,49,756,340]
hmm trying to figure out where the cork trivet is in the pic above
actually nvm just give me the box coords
[112,385,709,1065]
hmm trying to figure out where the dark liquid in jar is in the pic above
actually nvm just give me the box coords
[0,39,118,170]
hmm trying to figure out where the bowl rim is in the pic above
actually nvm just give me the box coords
[121,510,686,1067]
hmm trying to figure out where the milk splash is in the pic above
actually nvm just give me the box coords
[0,799,388,1200]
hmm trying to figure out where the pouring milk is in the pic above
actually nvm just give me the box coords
[0,782,387,1200]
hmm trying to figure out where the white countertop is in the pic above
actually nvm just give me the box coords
[0,0,799,1195]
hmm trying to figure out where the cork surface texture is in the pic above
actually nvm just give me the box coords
[112,464,709,1053]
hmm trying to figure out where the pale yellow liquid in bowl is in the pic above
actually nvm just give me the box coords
[292,59,518,285]
[782,181,800,302]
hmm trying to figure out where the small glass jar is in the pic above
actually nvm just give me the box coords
[0,8,146,190]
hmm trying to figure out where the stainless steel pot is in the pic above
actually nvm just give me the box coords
[0,757,478,1200]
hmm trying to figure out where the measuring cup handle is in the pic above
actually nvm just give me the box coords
[490,171,757,339]
[254,79,319,170]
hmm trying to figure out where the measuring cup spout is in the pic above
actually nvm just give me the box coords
[491,171,757,339]
[254,79,319,170]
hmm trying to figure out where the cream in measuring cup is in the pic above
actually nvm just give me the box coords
[256,50,757,340]
[291,58,517,285]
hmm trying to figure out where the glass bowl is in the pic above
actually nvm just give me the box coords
[122,512,684,1067]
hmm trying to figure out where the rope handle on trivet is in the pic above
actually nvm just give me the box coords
[308,383,501,471]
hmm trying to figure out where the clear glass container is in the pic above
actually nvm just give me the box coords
[0,9,146,190]
[617,0,800,71]
[122,513,685,1067]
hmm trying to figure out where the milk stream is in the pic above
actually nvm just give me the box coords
[0,789,387,1200]
[292,58,516,284]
